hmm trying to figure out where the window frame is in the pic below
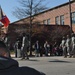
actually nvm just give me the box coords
[43,20,47,24]
[60,15,64,25]
[55,16,60,25]
[47,18,50,25]
[72,12,75,24]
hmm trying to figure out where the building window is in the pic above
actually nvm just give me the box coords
[47,19,50,25]
[72,12,75,24]
[43,20,47,24]
[60,15,64,25]
[55,16,60,25]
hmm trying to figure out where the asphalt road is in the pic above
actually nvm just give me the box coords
[13,56,75,75]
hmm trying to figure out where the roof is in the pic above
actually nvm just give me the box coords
[11,1,75,24]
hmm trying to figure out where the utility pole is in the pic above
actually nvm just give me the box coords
[29,0,33,56]
[69,0,72,34]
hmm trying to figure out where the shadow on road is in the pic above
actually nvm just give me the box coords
[28,59,39,62]
[17,59,39,62]
[48,59,71,63]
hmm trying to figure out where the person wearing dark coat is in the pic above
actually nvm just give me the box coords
[0,41,45,75]
[14,38,21,58]
[34,40,40,57]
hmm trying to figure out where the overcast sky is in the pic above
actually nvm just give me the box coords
[0,0,69,23]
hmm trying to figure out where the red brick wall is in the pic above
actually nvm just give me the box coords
[33,2,75,32]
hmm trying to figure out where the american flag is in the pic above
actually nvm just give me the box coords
[0,6,10,27]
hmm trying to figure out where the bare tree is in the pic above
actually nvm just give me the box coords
[12,0,48,55]
[12,0,47,20]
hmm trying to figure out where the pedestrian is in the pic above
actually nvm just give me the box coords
[44,41,49,56]
[71,33,75,58]
[39,45,44,57]
[65,35,71,58]
[14,40,18,58]
[14,38,21,58]
[58,45,63,56]
[53,41,57,56]
[3,33,10,57]
[34,40,40,57]
[49,43,53,56]
[61,36,67,58]
[0,41,45,75]
[21,33,29,60]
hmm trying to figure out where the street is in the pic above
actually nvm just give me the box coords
[13,56,75,75]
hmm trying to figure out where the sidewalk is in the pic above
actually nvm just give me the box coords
[11,53,75,60]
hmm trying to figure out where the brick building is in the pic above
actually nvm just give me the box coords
[12,1,75,32]
[1,1,74,50]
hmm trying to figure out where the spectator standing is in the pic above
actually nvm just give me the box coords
[52,41,57,56]
[3,33,10,57]
[14,40,18,58]
[65,35,71,58]
[44,41,49,56]
[61,36,67,58]
[34,40,40,57]
[21,33,29,60]
[14,38,21,58]
[49,43,53,56]
[71,33,75,58]
[58,45,63,56]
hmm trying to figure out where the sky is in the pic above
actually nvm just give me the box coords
[0,0,69,23]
